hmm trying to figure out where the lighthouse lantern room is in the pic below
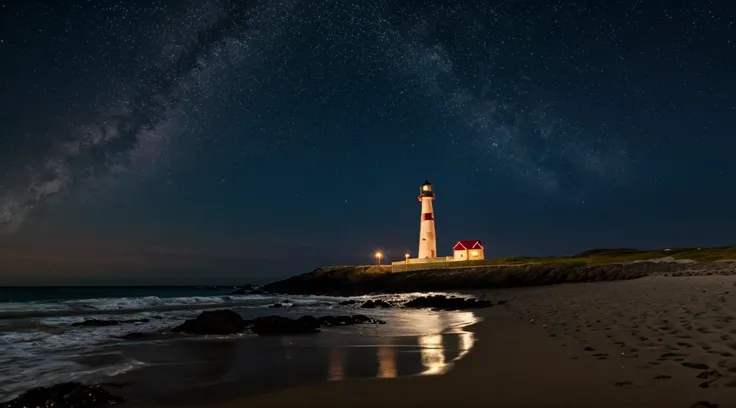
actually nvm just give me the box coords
[417,180,437,259]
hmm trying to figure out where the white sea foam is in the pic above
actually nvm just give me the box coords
[0,355,148,402]
[0,294,287,319]
[0,291,479,403]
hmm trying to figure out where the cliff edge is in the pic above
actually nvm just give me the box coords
[263,248,736,296]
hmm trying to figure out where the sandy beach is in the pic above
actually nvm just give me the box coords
[204,275,736,407]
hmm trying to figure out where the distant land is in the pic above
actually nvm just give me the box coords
[263,246,736,296]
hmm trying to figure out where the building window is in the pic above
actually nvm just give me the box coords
[471,251,479,257]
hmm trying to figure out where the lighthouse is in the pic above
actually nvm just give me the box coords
[417,180,437,259]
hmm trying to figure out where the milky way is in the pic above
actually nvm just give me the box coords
[7,0,728,234]
[1,0,299,233]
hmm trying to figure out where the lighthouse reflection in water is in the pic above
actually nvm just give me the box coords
[326,311,476,381]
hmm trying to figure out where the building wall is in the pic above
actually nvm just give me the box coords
[418,197,437,259]
[390,258,485,273]
[453,248,484,260]
[391,256,453,272]
[470,248,485,260]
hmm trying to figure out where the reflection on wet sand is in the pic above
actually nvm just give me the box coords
[419,328,475,376]
[327,347,344,381]
[456,330,474,360]
[377,346,397,378]
[321,311,477,383]
[419,334,446,375]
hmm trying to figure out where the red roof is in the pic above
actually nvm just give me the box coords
[453,240,484,250]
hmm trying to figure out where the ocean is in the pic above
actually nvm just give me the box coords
[0,286,479,405]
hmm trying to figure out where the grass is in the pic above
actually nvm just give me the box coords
[385,246,736,272]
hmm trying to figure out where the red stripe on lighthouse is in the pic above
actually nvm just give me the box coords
[422,213,434,221]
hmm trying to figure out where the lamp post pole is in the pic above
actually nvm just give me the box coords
[375,251,382,267]
[405,253,409,271]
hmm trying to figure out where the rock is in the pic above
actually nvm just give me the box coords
[1,382,125,407]
[404,295,493,310]
[244,314,386,336]
[72,318,150,327]
[172,309,246,335]
[246,315,320,335]
[317,314,386,327]
[360,299,393,308]
[269,303,285,308]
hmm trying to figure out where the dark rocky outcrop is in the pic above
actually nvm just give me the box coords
[262,261,707,296]
[71,318,150,327]
[317,314,386,327]
[246,315,320,335]
[171,309,246,335]
[404,295,492,310]
[1,382,125,408]
[246,314,384,335]
[123,310,385,338]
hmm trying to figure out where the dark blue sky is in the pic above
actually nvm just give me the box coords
[1,0,735,284]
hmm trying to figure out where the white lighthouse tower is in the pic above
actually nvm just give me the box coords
[417,180,437,259]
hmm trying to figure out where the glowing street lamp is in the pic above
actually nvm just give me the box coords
[405,253,410,271]
[375,251,383,266]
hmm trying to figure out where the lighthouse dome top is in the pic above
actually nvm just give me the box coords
[421,180,433,192]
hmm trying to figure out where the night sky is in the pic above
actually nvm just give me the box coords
[1,1,735,285]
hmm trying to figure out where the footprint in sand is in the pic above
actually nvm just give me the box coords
[661,352,687,359]
[681,362,709,370]
[614,381,633,387]
[697,370,722,388]
[654,375,672,380]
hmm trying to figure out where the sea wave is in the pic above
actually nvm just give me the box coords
[0,294,288,320]
[0,354,148,403]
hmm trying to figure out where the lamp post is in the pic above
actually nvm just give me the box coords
[375,251,383,267]
[405,253,410,271]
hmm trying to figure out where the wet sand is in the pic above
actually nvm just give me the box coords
[204,276,736,407]
[110,309,476,407]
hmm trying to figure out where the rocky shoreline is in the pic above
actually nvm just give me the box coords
[261,260,736,296]
[2,293,495,407]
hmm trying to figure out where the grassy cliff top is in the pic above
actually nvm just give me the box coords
[262,246,736,295]
[490,246,736,265]
[311,246,736,274]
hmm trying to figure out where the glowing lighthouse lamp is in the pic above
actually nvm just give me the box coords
[418,180,437,259]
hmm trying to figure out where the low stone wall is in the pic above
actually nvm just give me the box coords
[391,258,478,272]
